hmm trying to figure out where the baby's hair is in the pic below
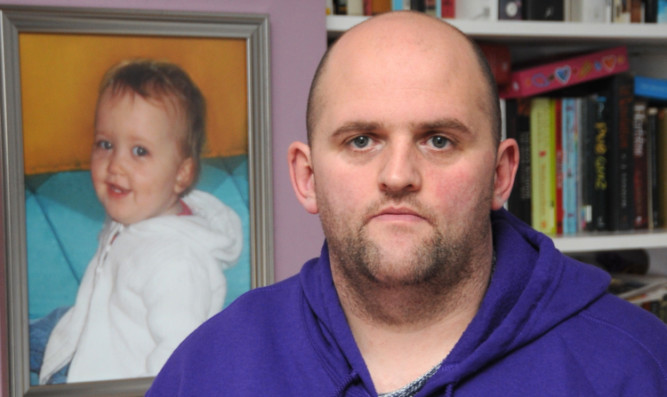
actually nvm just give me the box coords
[97,59,206,194]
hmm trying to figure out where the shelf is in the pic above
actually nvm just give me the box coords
[327,16,667,45]
[554,231,667,253]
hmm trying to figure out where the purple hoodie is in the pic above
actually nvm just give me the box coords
[147,209,667,396]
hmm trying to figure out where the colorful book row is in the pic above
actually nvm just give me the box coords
[327,0,667,23]
[506,73,667,235]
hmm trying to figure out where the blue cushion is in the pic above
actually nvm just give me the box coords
[25,155,251,319]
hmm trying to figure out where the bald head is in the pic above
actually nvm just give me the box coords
[306,11,500,146]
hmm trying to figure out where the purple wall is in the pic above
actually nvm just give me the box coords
[0,0,326,394]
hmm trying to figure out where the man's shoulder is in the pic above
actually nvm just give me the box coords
[579,292,667,351]
[168,274,306,358]
[146,272,337,396]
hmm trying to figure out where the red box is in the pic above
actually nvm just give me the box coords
[499,46,629,98]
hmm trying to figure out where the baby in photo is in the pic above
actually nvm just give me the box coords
[35,59,242,384]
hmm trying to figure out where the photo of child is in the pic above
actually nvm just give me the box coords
[29,59,243,384]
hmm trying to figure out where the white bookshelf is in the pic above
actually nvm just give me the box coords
[326,15,667,272]
[327,16,667,45]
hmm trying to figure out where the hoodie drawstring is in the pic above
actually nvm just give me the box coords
[333,370,363,397]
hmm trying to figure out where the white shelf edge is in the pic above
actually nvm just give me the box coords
[326,15,667,44]
[554,231,667,253]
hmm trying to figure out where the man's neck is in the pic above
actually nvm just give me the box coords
[331,251,493,393]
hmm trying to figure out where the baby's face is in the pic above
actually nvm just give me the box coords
[91,90,192,225]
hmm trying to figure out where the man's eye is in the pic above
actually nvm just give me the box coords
[429,135,450,149]
[351,135,371,149]
[96,140,112,150]
[132,146,148,156]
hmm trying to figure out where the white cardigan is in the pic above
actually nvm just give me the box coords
[39,190,242,384]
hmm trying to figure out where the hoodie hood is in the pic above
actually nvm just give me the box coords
[300,208,611,395]
[127,189,243,271]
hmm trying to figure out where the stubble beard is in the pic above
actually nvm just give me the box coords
[321,194,492,327]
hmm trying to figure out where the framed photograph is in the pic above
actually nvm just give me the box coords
[0,6,273,396]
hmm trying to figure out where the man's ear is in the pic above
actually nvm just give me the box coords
[175,157,195,195]
[492,138,519,210]
[288,141,318,214]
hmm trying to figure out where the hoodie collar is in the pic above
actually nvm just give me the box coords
[300,209,612,395]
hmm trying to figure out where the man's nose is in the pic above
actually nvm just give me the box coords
[378,141,422,194]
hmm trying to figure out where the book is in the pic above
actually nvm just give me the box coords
[391,0,407,10]
[523,0,564,20]
[630,0,644,22]
[568,0,611,22]
[555,98,564,234]
[506,98,532,225]
[634,75,667,102]
[578,96,597,232]
[333,0,348,14]
[562,97,579,234]
[612,0,631,23]
[479,43,512,86]
[499,0,522,20]
[645,0,658,22]
[605,74,635,231]
[592,94,610,231]
[409,0,425,11]
[364,0,391,15]
[455,0,498,20]
[659,0,667,23]
[658,108,667,228]
[348,0,364,15]
[633,101,649,229]
[500,46,630,99]
[441,0,455,17]
[530,97,557,235]
[647,107,660,229]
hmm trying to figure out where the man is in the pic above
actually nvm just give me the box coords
[147,11,667,396]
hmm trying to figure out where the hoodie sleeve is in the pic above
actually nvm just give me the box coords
[133,237,227,374]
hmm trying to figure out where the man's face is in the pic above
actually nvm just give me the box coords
[91,90,191,226]
[308,24,501,287]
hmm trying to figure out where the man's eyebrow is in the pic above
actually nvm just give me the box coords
[329,118,472,139]
[330,121,382,138]
[412,118,472,134]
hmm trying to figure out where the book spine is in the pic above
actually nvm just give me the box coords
[659,0,667,23]
[441,0,455,17]
[613,0,631,22]
[646,0,658,22]
[392,0,402,10]
[531,97,557,235]
[348,0,365,15]
[578,96,595,231]
[506,98,533,225]
[562,97,579,234]
[523,0,564,20]
[634,76,667,102]
[555,98,564,235]
[658,108,667,228]
[593,95,610,231]
[630,0,644,22]
[633,101,648,229]
[610,74,635,231]
[647,107,660,229]
[569,0,611,22]
[410,0,425,11]
[456,0,497,20]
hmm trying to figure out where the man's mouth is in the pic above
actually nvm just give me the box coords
[372,206,425,222]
